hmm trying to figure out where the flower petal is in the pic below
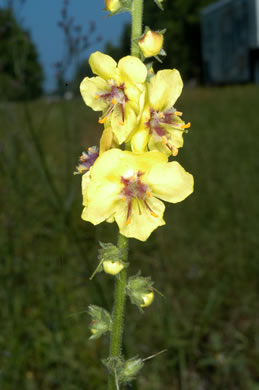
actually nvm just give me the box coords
[82,172,91,206]
[89,51,118,80]
[118,56,147,84]
[146,161,194,203]
[80,76,108,111]
[111,103,137,144]
[148,127,184,155]
[82,179,120,225]
[148,69,183,111]
[131,127,149,152]
[115,196,165,241]
[90,148,123,181]
[99,127,113,155]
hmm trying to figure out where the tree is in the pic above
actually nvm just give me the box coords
[0,8,43,101]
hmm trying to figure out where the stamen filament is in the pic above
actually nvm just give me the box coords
[172,146,178,156]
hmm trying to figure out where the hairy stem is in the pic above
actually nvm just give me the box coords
[131,0,143,58]
[108,233,129,390]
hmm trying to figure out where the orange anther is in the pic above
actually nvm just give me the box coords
[111,98,117,105]
[150,211,158,218]
[175,111,182,116]
[146,191,151,198]
[126,217,131,225]
[181,122,191,129]
[121,196,126,202]
[172,146,178,157]
[162,136,167,145]
[94,95,99,99]
[98,117,107,124]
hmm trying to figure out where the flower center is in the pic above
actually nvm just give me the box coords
[146,107,190,155]
[119,170,157,225]
[95,80,128,125]
[74,146,99,174]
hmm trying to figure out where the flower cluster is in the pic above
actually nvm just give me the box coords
[78,51,194,241]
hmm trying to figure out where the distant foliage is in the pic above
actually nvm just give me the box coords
[0,8,43,101]
[104,0,215,82]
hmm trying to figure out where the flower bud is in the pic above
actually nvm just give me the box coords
[103,260,124,275]
[118,357,144,384]
[127,273,154,309]
[90,327,97,335]
[138,29,164,58]
[88,305,112,339]
[140,291,154,307]
[105,0,121,13]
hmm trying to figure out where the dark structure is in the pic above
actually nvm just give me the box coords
[201,0,259,84]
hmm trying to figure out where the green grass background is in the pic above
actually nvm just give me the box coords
[0,85,259,390]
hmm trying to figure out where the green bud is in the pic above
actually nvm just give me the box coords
[88,305,112,340]
[103,356,144,385]
[102,356,123,372]
[118,357,144,383]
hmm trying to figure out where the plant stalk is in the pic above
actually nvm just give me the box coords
[131,0,143,58]
[108,1,143,388]
[108,233,129,390]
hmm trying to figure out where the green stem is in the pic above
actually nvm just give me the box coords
[131,0,144,58]
[108,233,128,390]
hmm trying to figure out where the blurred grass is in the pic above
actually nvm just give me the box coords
[0,85,259,390]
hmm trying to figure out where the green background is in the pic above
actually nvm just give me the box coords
[0,85,259,389]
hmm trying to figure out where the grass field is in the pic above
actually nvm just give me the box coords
[0,85,259,390]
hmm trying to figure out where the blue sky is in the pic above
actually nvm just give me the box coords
[0,0,131,91]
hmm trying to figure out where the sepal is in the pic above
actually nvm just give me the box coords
[89,242,128,279]
[88,305,112,340]
[103,356,144,385]
[118,356,144,384]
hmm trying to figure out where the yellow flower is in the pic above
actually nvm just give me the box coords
[138,30,164,58]
[81,149,193,241]
[131,69,190,156]
[80,51,147,144]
